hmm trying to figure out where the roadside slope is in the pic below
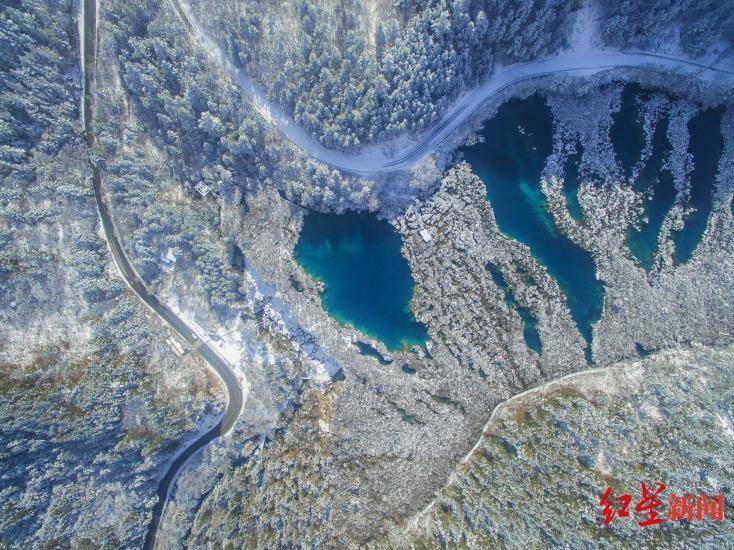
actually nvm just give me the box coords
[81,1,244,548]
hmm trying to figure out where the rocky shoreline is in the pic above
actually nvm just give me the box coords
[148,69,734,546]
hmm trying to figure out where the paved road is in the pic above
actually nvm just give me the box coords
[81,1,243,548]
[171,0,734,176]
[84,0,734,546]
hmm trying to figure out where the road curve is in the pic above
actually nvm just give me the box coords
[81,2,243,548]
[83,0,734,545]
[171,0,734,176]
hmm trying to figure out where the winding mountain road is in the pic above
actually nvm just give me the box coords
[81,1,243,548]
[171,0,734,176]
[82,0,734,547]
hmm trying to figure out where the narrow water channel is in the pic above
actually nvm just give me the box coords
[562,144,583,222]
[486,261,542,354]
[613,92,678,272]
[611,83,645,179]
[626,114,676,271]
[671,106,725,264]
[462,95,604,360]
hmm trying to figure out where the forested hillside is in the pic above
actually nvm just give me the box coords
[0,2,220,546]
[99,0,377,214]
[598,0,734,58]
[187,0,734,152]
[0,0,81,307]
[189,0,578,150]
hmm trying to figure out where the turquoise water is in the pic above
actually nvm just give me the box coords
[486,261,542,354]
[294,212,427,351]
[611,83,645,179]
[626,114,676,270]
[462,95,603,359]
[671,107,725,264]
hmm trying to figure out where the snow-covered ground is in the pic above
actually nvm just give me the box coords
[175,0,734,176]
[565,2,601,55]
[174,306,251,423]
[243,264,341,384]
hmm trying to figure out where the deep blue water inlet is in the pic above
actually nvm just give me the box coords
[671,107,725,264]
[462,95,604,359]
[611,83,645,179]
[625,114,676,271]
[608,85,678,272]
[609,84,673,270]
[294,212,427,351]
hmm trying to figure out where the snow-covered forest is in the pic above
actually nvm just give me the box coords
[0,2,222,546]
[100,0,380,215]
[189,0,734,151]
[190,0,577,149]
[1,0,733,547]
[598,0,734,58]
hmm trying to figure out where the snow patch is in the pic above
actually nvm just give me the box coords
[596,449,612,477]
[173,305,251,403]
[566,3,600,55]
[717,413,734,443]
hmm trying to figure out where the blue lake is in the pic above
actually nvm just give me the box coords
[293,90,724,362]
[462,95,604,360]
[671,106,725,264]
[294,212,427,352]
